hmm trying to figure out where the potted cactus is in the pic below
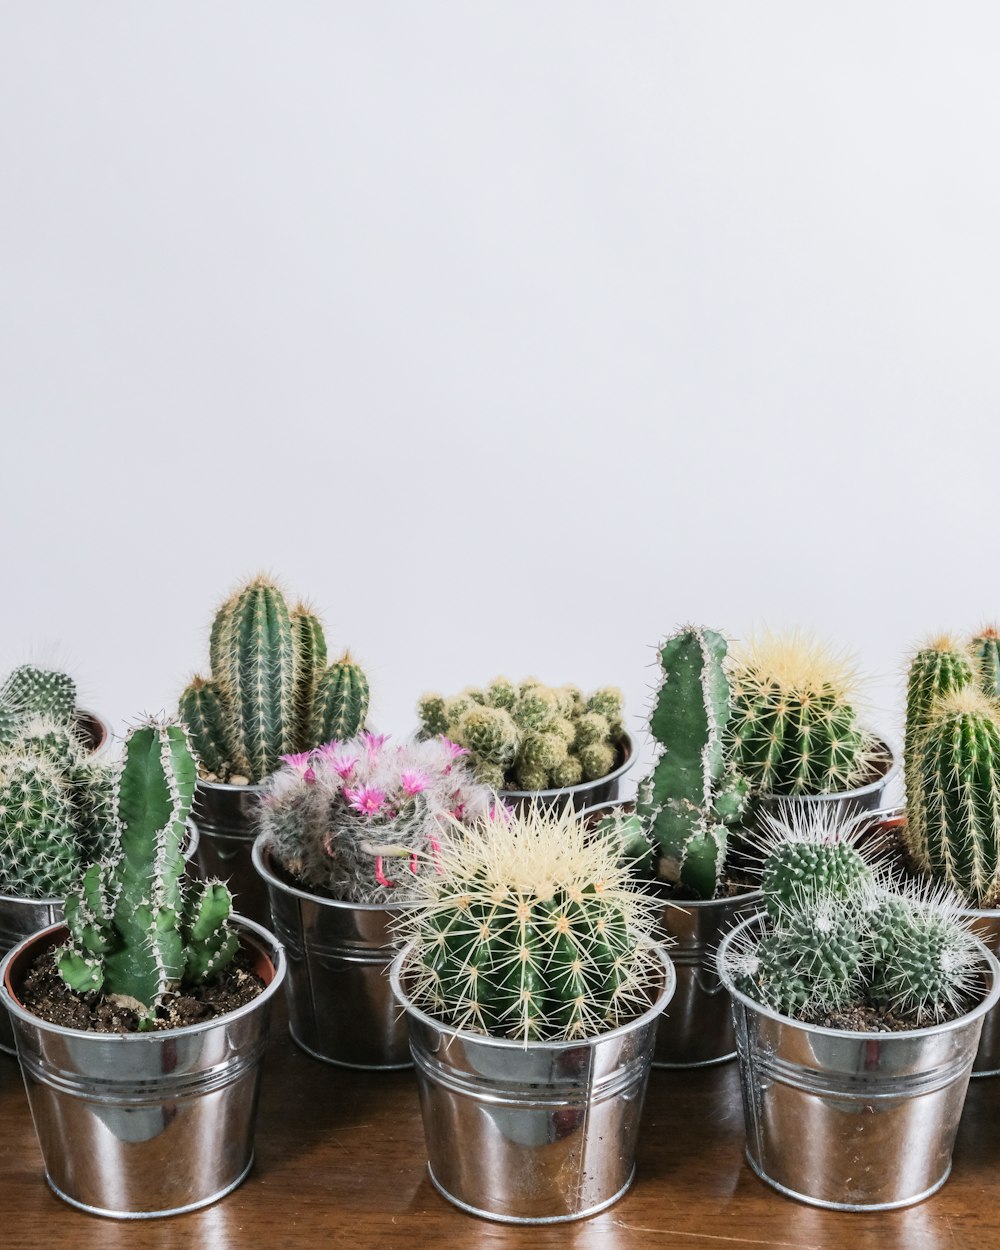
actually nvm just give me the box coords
[179,574,369,925]
[389,805,675,1224]
[727,630,897,820]
[0,718,285,1219]
[252,733,493,1068]
[0,662,111,755]
[416,677,633,811]
[717,805,999,1211]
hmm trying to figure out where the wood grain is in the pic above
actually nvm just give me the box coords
[0,999,994,1249]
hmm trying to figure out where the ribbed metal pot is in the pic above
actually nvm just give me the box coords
[499,733,635,815]
[0,915,285,1219]
[752,737,899,826]
[252,833,412,1069]
[192,779,271,929]
[0,823,200,1057]
[717,913,1000,1211]
[390,942,675,1224]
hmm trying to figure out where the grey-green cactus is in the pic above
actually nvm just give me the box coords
[401,805,662,1042]
[180,575,370,784]
[970,628,1000,701]
[636,626,748,900]
[904,687,1000,906]
[728,632,878,797]
[1,665,77,725]
[757,808,873,920]
[57,719,238,1019]
[0,757,81,899]
[904,636,976,831]
[417,677,625,791]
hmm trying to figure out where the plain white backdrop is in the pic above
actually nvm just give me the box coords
[2,5,999,776]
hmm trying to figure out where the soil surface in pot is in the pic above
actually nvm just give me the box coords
[800,1002,935,1033]
[16,949,265,1033]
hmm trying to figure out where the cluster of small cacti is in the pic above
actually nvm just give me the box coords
[399,804,662,1042]
[416,677,625,791]
[903,631,1000,907]
[635,626,749,900]
[0,667,117,899]
[57,719,237,1020]
[731,808,982,1024]
[180,575,370,785]
[259,733,495,902]
[728,631,880,797]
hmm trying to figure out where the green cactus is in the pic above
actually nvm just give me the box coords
[1,665,77,725]
[0,700,21,747]
[416,694,449,737]
[456,706,519,768]
[636,627,748,900]
[904,687,1000,905]
[180,576,370,783]
[57,720,237,1019]
[904,636,975,832]
[970,628,1000,701]
[17,717,85,770]
[70,758,119,865]
[729,632,877,797]
[401,805,662,1042]
[758,808,873,920]
[0,757,81,899]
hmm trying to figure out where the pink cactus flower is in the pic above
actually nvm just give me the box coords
[360,731,389,757]
[489,800,515,822]
[400,769,431,797]
[450,802,466,821]
[345,785,387,817]
[439,737,470,759]
[409,853,420,875]
[318,743,358,779]
[280,752,316,783]
[374,856,395,889]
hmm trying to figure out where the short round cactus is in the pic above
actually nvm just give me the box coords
[757,807,874,920]
[0,756,80,899]
[0,665,77,725]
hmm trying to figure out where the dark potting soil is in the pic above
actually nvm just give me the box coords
[16,949,265,1033]
[801,1002,948,1033]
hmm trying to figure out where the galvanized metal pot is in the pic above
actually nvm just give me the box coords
[0,823,201,1057]
[252,833,411,1069]
[390,941,675,1224]
[193,779,272,929]
[752,736,899,826]
[0,915,285,1219]
[499,732,635,815]
[718,913,1000,1211]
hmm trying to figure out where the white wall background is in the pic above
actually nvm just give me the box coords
[2,4,999,775]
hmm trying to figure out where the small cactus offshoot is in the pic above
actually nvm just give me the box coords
[971,627,1000,701]
[398,805,663,1043]
[179,575,370,784]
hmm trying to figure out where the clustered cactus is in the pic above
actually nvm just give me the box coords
[57,719,237,1020]
[0,663,79,746]
[635,626,748,899]
[731,808,982,1025]
[416,677,625,792]
[903,630,1000,907]
[400,805,662,1042]
[259,734,494,902]
[180,575,370,785]
[0,702,116,900]
[728,631,881,797]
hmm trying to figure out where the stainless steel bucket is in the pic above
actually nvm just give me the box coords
[653,888,763,1068]
[752,737,899,826]
[252,833,411,1069]
[500,733,635,814]
[960,906,1000,1077]
[390,942,675,1224]
[718,913,1000,1210]
[193,779,271,929]
[0,914,285,1219]
[0,822,201,1057]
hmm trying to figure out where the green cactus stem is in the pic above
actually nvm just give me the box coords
[179,677,229,779]
[0,757,80,899]
[970,628,1000,701]
[291,603,328,742]
[904,636,975,832]
[312,653,369,743]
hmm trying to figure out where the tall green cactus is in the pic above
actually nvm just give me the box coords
[180,576,370,784]
[402,806,661,1042]
[970,628,1000,701]
[729,632,876,797]
[904,688,1000,906]
[58,720,238,1018]
[0,757,81,899]
[904,636,975,828]
[636,626,747,899]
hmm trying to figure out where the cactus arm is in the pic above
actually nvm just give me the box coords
[291,604,328,749]
[179,677,231,779]
[970,629,1000,700]
[312,655,370,743]
[183,881,240,982]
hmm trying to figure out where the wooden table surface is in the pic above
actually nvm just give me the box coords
[0,1000,994,1250]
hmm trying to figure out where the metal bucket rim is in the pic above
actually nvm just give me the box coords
[0,913,286,1043]
[0,819,201,909]
[196,777,267,796]
[717,911,1000,1040]
[390,937,676,1052]
[662,887,764,915]
[497,731,636,802]
[756,734,899,805]
[251,832,418,914]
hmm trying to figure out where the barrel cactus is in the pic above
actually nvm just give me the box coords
[179,575,370,784]
[635,626,748,900]
[757,806,875,920]
[400,805,662,1042]
[57,719,238,1019]
[728,631,879,797]
[0,664,77,725]
[416,678,626,792]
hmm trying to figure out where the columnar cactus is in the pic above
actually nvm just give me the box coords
[636,626,748,899]
[904,636,976,826]
[416,677,626,792]
[728,631,878,797]
[970,627,1000,701]
[180,575,370,784]
[57,719,237,1017]
[903,688,1000,906]
[401,805,662,1042]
